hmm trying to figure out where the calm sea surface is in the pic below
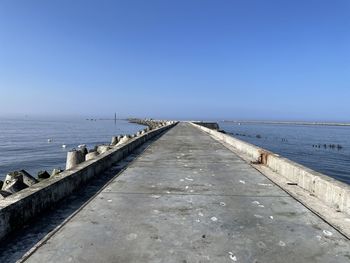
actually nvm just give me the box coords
[219,122,350,184]
[0,118,144,181]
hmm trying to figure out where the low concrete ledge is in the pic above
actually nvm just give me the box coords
[0,122,177,240]
[191,122,350,217]
[192,122,219,130]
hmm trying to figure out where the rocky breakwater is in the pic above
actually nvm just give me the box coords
[0,120,176,201]
[0,120,177,240]
[128,118,174,130]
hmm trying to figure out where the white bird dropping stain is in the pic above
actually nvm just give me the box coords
[258,183,273,187]
[185,186,189,189]
[211,217,218,222]
[196,219,201,223]
[220,202,226,207]
[254,214,263,218]
[323,230,333,237]
[198,212,204,217]
[185,177,194,181]
[258,205,265,208]
[239,180,246,184]
[151,195,161,199]
[126,233,138,241]
[278,241,286,247]
[228,252,237,261]
[269,216,274,220]
[252,201,260,205]
[107,199,112,202]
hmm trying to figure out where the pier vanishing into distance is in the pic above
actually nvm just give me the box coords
[0,121,350,263]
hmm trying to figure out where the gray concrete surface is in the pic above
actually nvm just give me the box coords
[192,122,350,217]
[24,123,350,263]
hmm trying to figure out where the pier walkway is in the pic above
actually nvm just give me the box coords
[24,123,350,262]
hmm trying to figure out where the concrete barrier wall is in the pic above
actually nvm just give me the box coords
[0,123,176,240]
[193,122,220,130]
[191,122,350,216]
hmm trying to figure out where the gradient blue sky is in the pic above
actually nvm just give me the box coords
[0,0,349,121]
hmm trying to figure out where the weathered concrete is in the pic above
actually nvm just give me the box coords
[0,123,175,241]
[192,122,350,238]
[65,150,85,170]
[1,170,38,194]
[23,123,350,263]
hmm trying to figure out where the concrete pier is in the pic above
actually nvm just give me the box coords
[21,123,350,262]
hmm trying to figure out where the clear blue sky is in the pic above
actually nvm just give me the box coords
[0,0,349,121]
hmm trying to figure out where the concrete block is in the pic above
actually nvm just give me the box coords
[86,151,99,161]
[66,150,85,170]
[51,168,63,176]
[2,170,38,194]
[0,190,11,200]
[97,145,110,154]
[37,171,51,180]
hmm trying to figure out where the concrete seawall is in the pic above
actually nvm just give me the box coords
[192,121,220,130]
[0,122,176,240]
[191,122,350,218]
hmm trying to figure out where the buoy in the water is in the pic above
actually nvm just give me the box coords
[62,144,67,148]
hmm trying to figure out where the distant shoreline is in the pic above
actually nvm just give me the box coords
[222,120,350,127]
